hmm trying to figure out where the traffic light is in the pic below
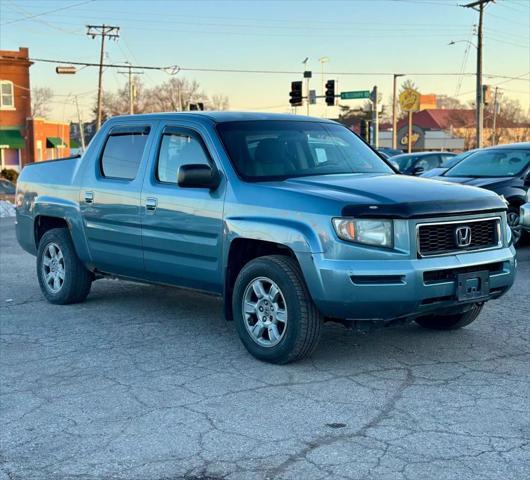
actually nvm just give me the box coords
[325,80,335,106]
[289,81,303,106]
[360,120,370,143]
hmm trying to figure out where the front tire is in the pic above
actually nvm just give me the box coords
[415,303,483,330]
[37,228,93,305]
[232,255,322,364]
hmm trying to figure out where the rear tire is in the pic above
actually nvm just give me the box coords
[415,303,483,330]
[37,228,92,304]
[232,255,322,364]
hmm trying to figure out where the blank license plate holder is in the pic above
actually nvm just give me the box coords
[456,270,490,302]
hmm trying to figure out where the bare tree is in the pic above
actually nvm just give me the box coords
[31,87,53,117]
[400,79,419,94]
[148,78,208,112]
[93,76,229,119]
[208,94,230,111]
[436,95,464,109]
[97,77,150,118]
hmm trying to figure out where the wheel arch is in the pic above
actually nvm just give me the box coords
[34,215,70,248]
[223,237,299,321]
[32,198,92,265]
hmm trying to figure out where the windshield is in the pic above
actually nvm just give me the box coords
[442,153,465,168]
[217,121,393,180]
[394,155,421,172]
[445,148,530,178]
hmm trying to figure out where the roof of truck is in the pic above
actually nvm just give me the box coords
[107,111,337,124]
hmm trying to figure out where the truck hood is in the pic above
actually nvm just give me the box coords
[263,173,506,219]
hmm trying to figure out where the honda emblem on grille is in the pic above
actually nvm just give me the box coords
[455,226,472,247]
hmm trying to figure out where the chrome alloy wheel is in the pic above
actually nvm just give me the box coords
[242,276,288,348]
[41,242,65,293]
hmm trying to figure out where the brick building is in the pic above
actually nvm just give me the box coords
[27,118,69,162]
[0,47,70,171]
[0,47,32,170]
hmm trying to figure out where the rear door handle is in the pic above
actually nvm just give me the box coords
[84,191,94,203]
[145,197,158,212]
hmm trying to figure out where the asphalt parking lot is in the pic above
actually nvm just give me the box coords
[1,217,529,480]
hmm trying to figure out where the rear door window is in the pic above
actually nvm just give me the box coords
[100,126,150,180]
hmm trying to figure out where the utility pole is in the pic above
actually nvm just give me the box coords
[118,62,143,115]
[492,86,499,146]
[74,96,86,151]
[461,0,493,148]
[86,24,120,130]
[392,74,405,150]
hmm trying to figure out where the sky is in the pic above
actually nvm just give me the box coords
[1,0,529,122]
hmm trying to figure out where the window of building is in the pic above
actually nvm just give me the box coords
[0,81,15,109]
[100,129,149,180]
[157,131,210,183]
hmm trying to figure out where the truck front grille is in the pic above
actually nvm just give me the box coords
[417,218,500,257]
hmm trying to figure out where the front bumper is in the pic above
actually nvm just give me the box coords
[300,246,516,320]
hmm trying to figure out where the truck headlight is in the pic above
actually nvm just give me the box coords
[506,221,513,246]
[332,218,393,248]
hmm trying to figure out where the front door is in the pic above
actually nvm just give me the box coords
[140,124,225,293]
[80,123,155,278]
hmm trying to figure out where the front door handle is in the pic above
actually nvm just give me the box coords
[84,191,94,203]
[145,197,158,212]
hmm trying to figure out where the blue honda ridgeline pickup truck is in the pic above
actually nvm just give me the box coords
[15,113,517,364]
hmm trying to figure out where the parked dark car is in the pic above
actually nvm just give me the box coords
[0,178,16,202]
[377,150,399,170]
[421,149,479,178]
[393,151,457,175]
[378,147,402,157]
[520,197,530,235]
[432,143,530,245]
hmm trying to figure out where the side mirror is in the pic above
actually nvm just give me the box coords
[411,166,425,176]
[178,164,221,190]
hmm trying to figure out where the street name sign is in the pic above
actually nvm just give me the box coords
[340,90,370,100]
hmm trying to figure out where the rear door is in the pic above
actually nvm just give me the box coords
[140,122,226,293]
[80,122,156,277]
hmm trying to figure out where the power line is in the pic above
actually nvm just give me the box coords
[29,57,530,81]
[1,0,94,26]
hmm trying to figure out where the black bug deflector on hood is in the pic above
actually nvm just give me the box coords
[341,197,506,219]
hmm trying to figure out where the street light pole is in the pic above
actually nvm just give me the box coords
[74,96,86,151]
[318,57,329,97]
[392,74,404,150]
[302,57,310,116]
